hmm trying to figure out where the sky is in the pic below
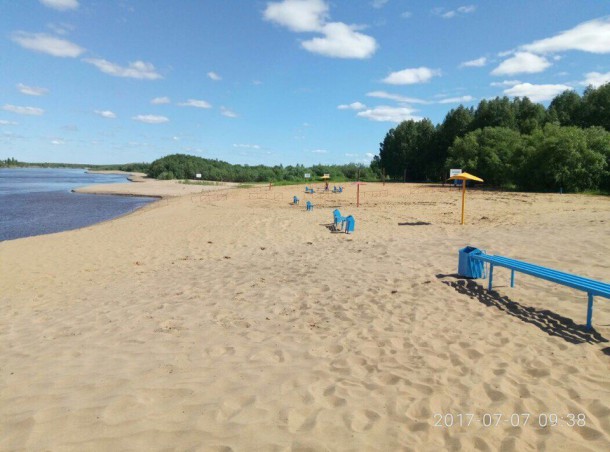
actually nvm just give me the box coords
[1,1,609,166]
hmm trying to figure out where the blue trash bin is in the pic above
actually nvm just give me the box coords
[458,246,485,278]
[345,215,355,234]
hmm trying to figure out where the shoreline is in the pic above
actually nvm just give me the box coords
[75,175,238,198]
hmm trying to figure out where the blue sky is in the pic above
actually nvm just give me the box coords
[1,1,609,165]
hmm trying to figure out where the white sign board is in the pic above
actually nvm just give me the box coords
[450,168,462,186]
[323,173,330,178]
[196,173,202,178]
[304,173,311,179]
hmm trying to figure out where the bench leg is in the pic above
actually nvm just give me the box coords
[488,264,494,291]
[586,293,594,331]
[510,270,515,288]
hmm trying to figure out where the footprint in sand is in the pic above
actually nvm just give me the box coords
[483,382,506,402]
[343,409,380,432]
[281,408,320,433]
[206,345,235,358]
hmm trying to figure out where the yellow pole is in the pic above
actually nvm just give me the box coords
[461,181,466,225]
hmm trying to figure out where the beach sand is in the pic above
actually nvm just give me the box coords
[1,181,609,451]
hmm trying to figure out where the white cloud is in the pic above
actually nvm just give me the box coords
[301,22,377,59]
[490,80,521,87]
[233,144,261,149]
[371,0,388,8]
[46,23,74,35]
[207,71,222,81]
[357,105,421,123]
[0,120,18,125]
[264,0,328,32]
[503,83,572,102]
[457,5,476,14]
[434,5,476,19]
[337,101,366,110]
[382,67,441,85]
[51,139,65,145]
[522,17,610,54]
[17,83,49,96]
[220,106,238,118]
[438,95,475,104]
[366,91,429,104]
[491,52,551,76]
[581,71,610,87]
[94,110,116,119]
[401,11,412,19]
[151,96,171,104]
[264,0,377,59]
[11,32,84,57]
[39,0,79,11]
[132,115,169,124]
[460,57,487,67]
[311,149,328,153]
[2,104,44,115]
[178,99,212,108]
[84,59,162,80]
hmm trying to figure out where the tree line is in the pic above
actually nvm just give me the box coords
[0,159,149,172]
[374,83,610,192]
[147,153,379,182]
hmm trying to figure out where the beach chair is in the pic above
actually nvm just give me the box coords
[345,215,355,234]
[333,209,346,231]
[306,201,313,211]
[293,196,299,205]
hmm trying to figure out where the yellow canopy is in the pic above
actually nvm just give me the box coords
[448,172,483,225]
[448,172,484,182]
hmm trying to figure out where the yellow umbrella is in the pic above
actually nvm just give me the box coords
[448,172,484,225]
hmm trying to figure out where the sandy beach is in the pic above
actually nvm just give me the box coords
[1,180,609,451]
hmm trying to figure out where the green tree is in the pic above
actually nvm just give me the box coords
[581,83,610,131]
[520,124,606,192]
[432,106,474,179]
[471,97,517,130]
[447,127,523,187]
[548,90,583,127]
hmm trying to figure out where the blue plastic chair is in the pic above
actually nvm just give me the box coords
[293,196,299,205]
[333,209,346,231]
[306,201,313,211]
[345,215,355,234]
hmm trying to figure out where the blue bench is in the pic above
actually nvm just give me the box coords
[467,251,610,330]
[306,200,313,211]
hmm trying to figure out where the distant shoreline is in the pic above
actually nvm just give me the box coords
[75,174,237,198]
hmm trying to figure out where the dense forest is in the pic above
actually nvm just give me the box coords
[375,83,610,192]
[147,154,378,182]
